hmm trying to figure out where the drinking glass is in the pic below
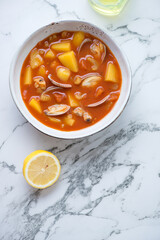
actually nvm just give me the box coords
[88,0,128,16]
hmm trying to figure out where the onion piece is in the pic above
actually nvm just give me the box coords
[48,74,72,88]
[87,91,120,107]
[87,57,99,71]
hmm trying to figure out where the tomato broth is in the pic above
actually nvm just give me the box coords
[20,31,122,131]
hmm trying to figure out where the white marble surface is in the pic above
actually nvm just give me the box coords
[1,0,160,239]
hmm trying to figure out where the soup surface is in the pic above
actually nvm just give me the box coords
[20,31,122,131]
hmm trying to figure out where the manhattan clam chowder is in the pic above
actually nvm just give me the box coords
[20,31,122,131]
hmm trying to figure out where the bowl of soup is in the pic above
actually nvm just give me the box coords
[10,20,131,139]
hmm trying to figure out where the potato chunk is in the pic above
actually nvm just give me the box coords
[105,63,118,83]
[51,42,71,52]
[58,51,78,72]
[30,49,44,69]
[44,49,55,60]
[24,66,32,85]
[73,32,85,47]
[48,117,61,123]
[38,65,46,77]
[64,117,75,126]
[68,93,79,107]
[56,67,70,82]
[29,98,42,113]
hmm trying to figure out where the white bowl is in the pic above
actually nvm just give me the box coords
[9,20,131,139]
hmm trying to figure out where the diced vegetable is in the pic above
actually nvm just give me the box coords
[67,114,73,119]
[48,117,61,123]
[53,92,66,103]
[24,66,32,85]
[95,86,104,98]
[51,42,71,52]
[30,49,44,69]
[50,60,59,69]
[64,117,75,126]
[29,98,42,113]
[68,93,79,107]
[44,49,55,60]
[73,32,85,47]
[105,63,118,83]
[58,51,78,72]
[38,65,46,77]
[56,67,70,82]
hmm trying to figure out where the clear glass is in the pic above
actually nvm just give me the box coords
[88,0,128,16]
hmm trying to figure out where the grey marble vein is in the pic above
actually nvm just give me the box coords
[43,0,60,17]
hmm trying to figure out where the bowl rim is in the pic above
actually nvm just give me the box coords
[9,19,132,139]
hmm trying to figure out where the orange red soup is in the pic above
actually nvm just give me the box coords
[20,31,122,131]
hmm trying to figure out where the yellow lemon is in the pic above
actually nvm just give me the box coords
[23,150,61,189]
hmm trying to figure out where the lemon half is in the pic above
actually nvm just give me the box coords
[23,150,61,189]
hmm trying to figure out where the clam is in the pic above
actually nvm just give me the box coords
[74,92,87,100]
[90,40,106,63]
[87,91,120,107]
[73,107,84,117]
[82,74,102,87]
[34,77,46,90]
[78,38,92,55]
[74,73,101,86]
[83,111,92,122]
[73,107,92,122]
[40,86,61,101]
[87,57,99,71]
[40,94,51,102]
[44,104,70,116]
[48,74,72,88]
